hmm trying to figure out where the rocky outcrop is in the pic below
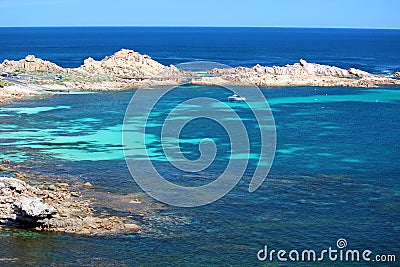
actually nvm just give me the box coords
[0,176,141,235]
[1,55,66,73]
[0,49,186,93]
[394,72,400,78]
[0,49,181,80]
[208,59,399,87]
[73,49,181,79]
[212,59,371,78]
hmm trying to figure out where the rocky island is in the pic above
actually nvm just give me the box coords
[1,49,400,103]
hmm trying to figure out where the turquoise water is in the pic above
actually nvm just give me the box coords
[0,86,399,266]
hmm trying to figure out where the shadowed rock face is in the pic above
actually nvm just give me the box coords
[0,176,141,235]
[12,197,57,225]
[0,177,42,223]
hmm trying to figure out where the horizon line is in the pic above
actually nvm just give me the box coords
[0,25,399,30]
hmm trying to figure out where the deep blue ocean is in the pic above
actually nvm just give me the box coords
[0,27,399,266]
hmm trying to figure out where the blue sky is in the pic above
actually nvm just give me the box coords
[0,0,399,28]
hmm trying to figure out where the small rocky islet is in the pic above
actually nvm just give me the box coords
[0,160,141,235]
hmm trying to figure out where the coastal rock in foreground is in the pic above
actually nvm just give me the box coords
[13,197,57,224]
[0,176,141,235]
[0,177,40,223]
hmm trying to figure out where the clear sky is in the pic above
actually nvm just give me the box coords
[0,0,399,28]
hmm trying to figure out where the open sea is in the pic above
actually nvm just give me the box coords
[0,27,399,266]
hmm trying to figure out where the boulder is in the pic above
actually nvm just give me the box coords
[394,72,400,78]
[299,59,308,67]
[13,197,57,223]
[25,55,36,62]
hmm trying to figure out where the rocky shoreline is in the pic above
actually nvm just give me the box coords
[1,49,400,103]
[0,160,141,235]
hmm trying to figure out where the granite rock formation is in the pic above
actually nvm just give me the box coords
[212,59,371,78]
[73,49,180,79]
[1,52,400,95]
[207,59,399,87]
